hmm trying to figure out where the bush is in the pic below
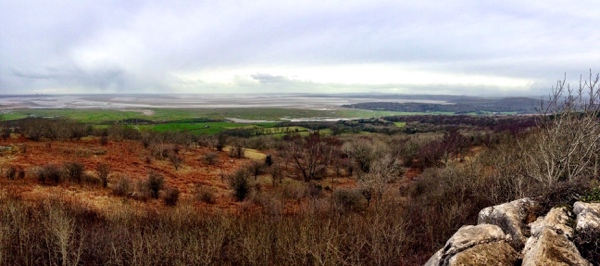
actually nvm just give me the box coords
[36,164,62,184]
[99,135,108,145]
[5,165,17,180]
[281,182,307,201]
[169,153,183,170]
[96,164,110,188]
[404,165,498,253]
[536,180,591,214]
[1,127,10,141]
[204,152,219,165]
[163,187,180,206]
[112,175,132,196]
[229,143,245,159]
[228,169,251,201]
[82,173,102,186]
[195,185,216,204]
[216,133,226,151]
[145,171,165,199]
[63,162,84,183]
[331,189,367,213]
[17,167,25,179]
[247,160,264,179]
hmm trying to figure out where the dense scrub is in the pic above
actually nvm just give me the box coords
[1,74,600,264]
[0,193,410,265]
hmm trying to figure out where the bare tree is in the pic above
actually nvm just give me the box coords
[342,139,375,173]
[169,152,183,170]
[358,154,403,207]
[522,71,600,188]
[283,133,332,182]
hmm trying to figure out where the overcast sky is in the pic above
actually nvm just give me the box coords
[1,0,600,96]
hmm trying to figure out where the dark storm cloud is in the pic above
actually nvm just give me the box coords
[1,0,600,95]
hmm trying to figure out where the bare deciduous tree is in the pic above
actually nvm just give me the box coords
[283,133,331,182]
[522,71,600,188]
[358,154,403,207]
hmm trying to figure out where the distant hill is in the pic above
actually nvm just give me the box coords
[342,97,540,114]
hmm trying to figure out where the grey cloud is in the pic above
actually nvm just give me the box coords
[11,69,59,80]
[1,0,600,95]
[250,73,291,84]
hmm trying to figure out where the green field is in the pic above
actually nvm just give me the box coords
[140,122,256,135]
[1,108,424,123]
[0,107,464,136]
[394,122,407,128]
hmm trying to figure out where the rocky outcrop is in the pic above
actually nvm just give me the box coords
[478,197,537,249]
[573,201,600,263]
[426,199,598,265]
[425,224,519,266]
[522,207,591,266]
[574,201,600,232]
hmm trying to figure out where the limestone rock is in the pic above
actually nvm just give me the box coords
[478,197,538,249]
[573,201,600,232]
[425,224,517,266]
[425,249,443,266]
[448,241,520,266]
[522,207,591,266]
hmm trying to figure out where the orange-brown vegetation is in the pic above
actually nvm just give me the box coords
[0,133,369,215]
[3,77,600,264]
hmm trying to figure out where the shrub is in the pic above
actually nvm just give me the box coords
[195,185,216,204]
[228,169,251,201]
[96,164,110,188]
[204,152,219,165]
[36,164,62,184]
[63,162,84,183]
[216,133,226,151]
[99,135,108,145]
[281,182,307,201]
[580,185,600,203]
[82,173,102,186]
[17,167,25,179]
[247,160,264,179]
[145,171,164,199]
[265,154,273,167]
[163,187,180,206]
[1,127,10,141]
[251,192,283,215]
[404,164,498,254]
[331,189,367,213]
[112,175,132,196]
[5,165,17,180]
[229,143,245,159]
[536,180,591,214]
[169,153,183,170]
[307,183,322,199]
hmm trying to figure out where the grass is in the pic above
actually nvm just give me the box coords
[2,108,424,123]
[1,107,461,137]
[394,122,407,128]
[141,122,253,135]
[3,109,147,123]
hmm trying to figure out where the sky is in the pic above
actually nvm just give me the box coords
[1,0,600,96]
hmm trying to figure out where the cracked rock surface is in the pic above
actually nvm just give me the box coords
[425,224,518,266]
[522,207,591,266]
[478,197,538,250]
[425,199,599,266]
[574,201,600,232]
